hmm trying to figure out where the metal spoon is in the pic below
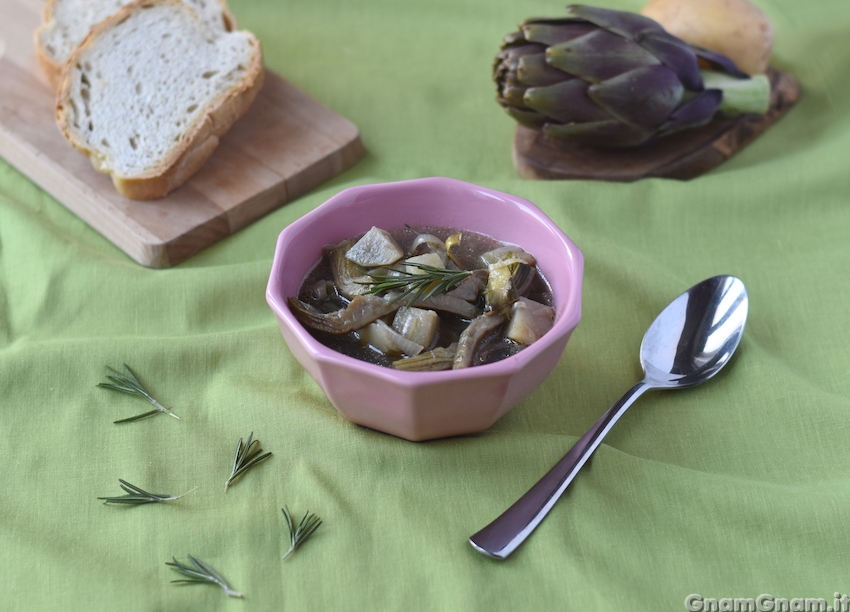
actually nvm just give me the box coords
[469,275,748,559]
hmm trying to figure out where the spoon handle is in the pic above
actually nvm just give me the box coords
[469,381,651,559]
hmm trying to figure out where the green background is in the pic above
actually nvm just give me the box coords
[2,0,849,609]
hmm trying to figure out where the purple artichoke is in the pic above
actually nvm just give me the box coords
[494,4,770,148]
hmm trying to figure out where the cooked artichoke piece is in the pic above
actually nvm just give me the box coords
[453,313,507,369]
[303,279,337,304]
[446,269,488,303]
[505,297,555,345]
[359,319,425,356]
[392,306,440,348]
[288,295,400,335]
[413,294,480,319]
[484,263,512,310]
[392,344,458,372]
[410,233,449,265]
[482,245,538,311]
[484,261,535,312]
[511,262,536,296]
[330,238,371,299]
[345,226,405,267]
[480,245,536,267]
[445,233,464,268]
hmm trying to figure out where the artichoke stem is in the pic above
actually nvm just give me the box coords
[701,70,771,115]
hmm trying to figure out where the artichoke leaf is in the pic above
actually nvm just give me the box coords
[637,30,704,90]
[519,21,595,46]
[453,314,507,370]
[393,345,457,372]
[517,53,569,87]
[501,85,529,108]
[502,30,529,47]
[659,89,723,134]
[546,29,660,83]
[497,42,547,62]
[564,4,663,40]
[588,64,684,128]
[694,48,749,79]
[523,79,610,124]
[288,295,400,335]
[504,106,547,129]
[329,238,371,299]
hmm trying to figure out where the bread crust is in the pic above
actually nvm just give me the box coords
[54,0,263,200]
[34,0,238,93]
[33,0,64,91]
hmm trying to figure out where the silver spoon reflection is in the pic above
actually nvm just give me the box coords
[469,275,749,559]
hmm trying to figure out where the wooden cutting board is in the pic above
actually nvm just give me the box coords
[0,0,365,268]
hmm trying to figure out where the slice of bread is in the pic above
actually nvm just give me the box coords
[55,0,264,200]
[35,0,237,92]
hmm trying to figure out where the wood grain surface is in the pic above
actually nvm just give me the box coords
[0,0,365,267]
[513,68,800,182]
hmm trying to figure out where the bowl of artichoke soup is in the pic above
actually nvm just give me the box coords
[266,177,583,440]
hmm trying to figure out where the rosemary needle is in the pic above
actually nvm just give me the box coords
[98,479,196,505]
[167,554,243,598]
[97,364,180,423]
[281,505,322,559]
[224,432,272,492]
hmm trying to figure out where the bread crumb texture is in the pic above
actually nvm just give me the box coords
[62,2,255,176]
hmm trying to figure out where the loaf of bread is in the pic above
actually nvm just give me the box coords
[54,0,264,200]
[35,0,237,92]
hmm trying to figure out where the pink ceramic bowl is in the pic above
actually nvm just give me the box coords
[266,177,583,441]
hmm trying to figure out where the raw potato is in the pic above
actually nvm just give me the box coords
[641,0,774,75]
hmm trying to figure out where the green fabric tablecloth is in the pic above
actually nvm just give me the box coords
[2,0,849,609]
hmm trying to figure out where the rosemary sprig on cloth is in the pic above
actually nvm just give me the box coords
[98,479,196,505]
[224,432,272,492]
[166,554,242,598]
[97,364,180,423]
[281,506,322,559]
[359,262,471,305]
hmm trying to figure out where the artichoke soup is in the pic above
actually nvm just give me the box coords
[288,226,555,371]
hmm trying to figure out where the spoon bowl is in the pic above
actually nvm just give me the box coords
[641,275,748,387]
[469,275,748,559]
